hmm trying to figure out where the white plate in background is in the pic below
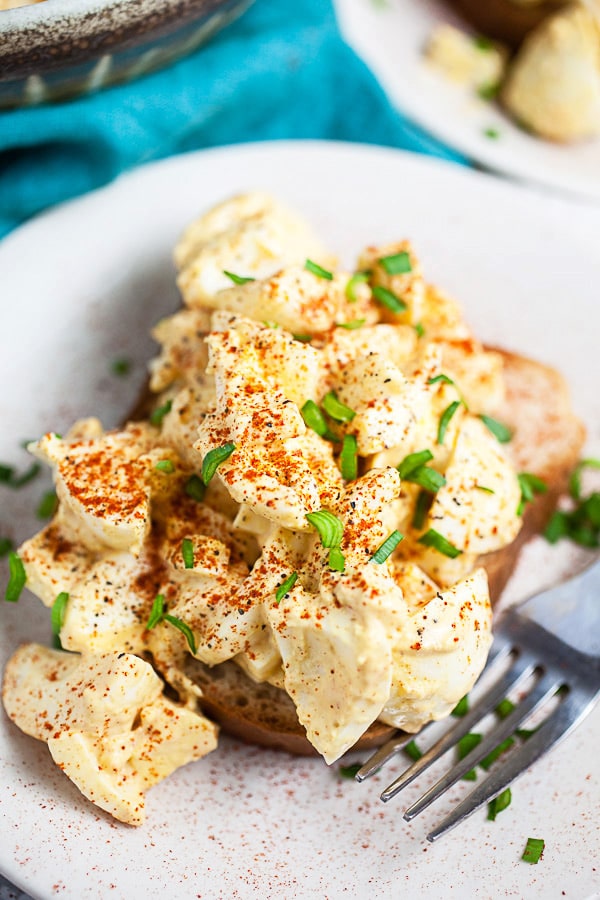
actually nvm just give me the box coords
[335,0,600,203]
[0,141,599,900]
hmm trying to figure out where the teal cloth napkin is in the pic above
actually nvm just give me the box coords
[0,0,466,238]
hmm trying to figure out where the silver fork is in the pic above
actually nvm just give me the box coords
[356,558,600,841]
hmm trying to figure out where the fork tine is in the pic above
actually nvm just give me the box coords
[355,725,433,781]
[403,670,561,820]
[379,651,534,801]
[426,694,589,841]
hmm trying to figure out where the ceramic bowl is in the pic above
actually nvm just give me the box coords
[0,0,252,109]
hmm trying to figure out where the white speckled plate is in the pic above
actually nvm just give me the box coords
[334,0,600,203]
[0,142,599,900]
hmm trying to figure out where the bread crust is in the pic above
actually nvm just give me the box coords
[183,349,585,756]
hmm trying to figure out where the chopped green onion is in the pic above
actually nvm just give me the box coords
[0,463,13,483]
[339,434,358,481]
[372,285,407,314]
[339,762,363,779]
[293,333,313,343]
[223,270,255,285]
[517,472,548,515]
[475,484,495,494]
[305,259,333,280]
[185,474,206,503]
[495,698,515,719]
[479,414,513,444]
[412,490,431,530]
[263,320,279,329]
[155,459,175,474]
[301,400,329,437]
[345,271,370,303]
[275,572,298,604]
[5,552,26,603]
[569,458,600,500]
[36,491,58,519]
[484,127,500,140]
[487,787,512,821]
[478,82,500,101]
[322,391,356,423]
[336,319,366,330]
[427,374,455,387]
[147,594,166,629]
[182,538,194,569]
[451,695,469,717]
[150,399,172,427]
[473,34,494,50]
[414,322,425,338]
[201,442,236,485]
[328,546,346,573]
[2,461,42,489]
[379,250,412,275]
[111,358,131,377]
[51,591,69,639]
[404,740,422,762]
[543,511,569,544]
[305,510,344,548]
[457,732,482,780]
[437,400,461,445]
[371,530,404,564]
[397,449,434,478]
[480,737,515,771]
[404,466,446,493]
[522,838,545,864]
[0,537,13,557]
[163,614,197,655]
[418,529,462,558]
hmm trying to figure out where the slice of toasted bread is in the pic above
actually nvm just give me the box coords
[183,349,585,756]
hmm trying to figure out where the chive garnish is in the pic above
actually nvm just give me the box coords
[336,319,366,330]
[150,399,172,427]
[437,400,461,445]
[478,82,500,101]
[182,538,194,569]
[305,510,344,548]
[371,530,403,564]
[479,737,515,771]
[155,460,175,474]
[379,250,412,275]
[404,740,422,762]
[345,271,370,303]
[36,491,58,519]
[339,434,358,481]
[328,546,346,573]
[5,552,26,603]
[479,414,513,444]
[517,472,548,515]
[322,391,356,423]
[372,285,407,314]
[275,572,298,604]
[473,35,494,50]
[293,334,313,343]
[428,374,455,387]
[457,732,482,780]
[0,537,13,557]
[201,442,236,485]
[418,529,462,558]
[412,490,431,530]
[484,127,500,140]
[451,695,469,717]
[397,449,434,478]
[522,838,545,864]
[301,400,328,437]
[185,474,206,503]
[305,259,333,280]
[339,763,363,779]
[475,484,495,494]
[404,466,446,493]
[0,461,42,489]
[146,593,196,654]
[51,591,69,639]
[0,464,13,482]
[495,698,515,719]
[223,270,255,285]
[414,322,425,338]
[111,358,131,377]
[487,787,512,821]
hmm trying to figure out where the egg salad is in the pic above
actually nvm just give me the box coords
[2,192,523,824]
